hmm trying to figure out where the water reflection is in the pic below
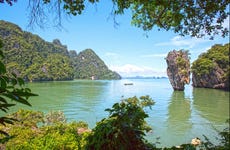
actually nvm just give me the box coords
[164,91,192,146]
[61,80,109,126]
[28,80,109,127]
[167,91,192,132]
[192,88,229,124]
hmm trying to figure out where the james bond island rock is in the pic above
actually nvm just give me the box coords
[166,50,190,91]
[192,43,229,90]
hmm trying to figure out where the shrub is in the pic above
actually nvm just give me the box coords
[85,95,155,150]
[0,110,89,150]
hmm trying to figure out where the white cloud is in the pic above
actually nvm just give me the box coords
[141,53,167,58]
[110,64,166,77]
[155,36,209,49]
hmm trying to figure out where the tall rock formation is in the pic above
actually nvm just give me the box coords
[192,43,229,90]
[166,50,190,91]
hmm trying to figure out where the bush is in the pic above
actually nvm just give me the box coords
[85,95,155,150]
[0,110,90,150]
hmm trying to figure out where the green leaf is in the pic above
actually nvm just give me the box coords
[10,78,17,86]
[1,75,9,83]
[0,135,15,144]
[17,78,25,86]
[0,50,4,58]
[13,96,32,106]
[0,117,16,125]
[12,91,38,97]
[1,93,31,106]
[0,96,7,103]
[0,61,6,74]
[11,73,17,78]
[0,103,16,108]
[0,130,9,137]
[0,77,7,89]
[1,117,16,125]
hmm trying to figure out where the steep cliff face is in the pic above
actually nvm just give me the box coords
[192,43,229,90]
[166,50,190,91]
[0,20,74,81]
[192,65,225,89]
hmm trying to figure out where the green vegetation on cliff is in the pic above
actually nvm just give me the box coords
[73,49,121,80]
[166,50,190,91]
[192,43,229,90]
[0,20,120,81]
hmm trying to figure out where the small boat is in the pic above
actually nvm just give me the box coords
[124,83,133,85]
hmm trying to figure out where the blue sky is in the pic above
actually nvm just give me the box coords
[1,1,229,77]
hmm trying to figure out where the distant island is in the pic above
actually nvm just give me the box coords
[0,20,121,81]
[122,76,168,79]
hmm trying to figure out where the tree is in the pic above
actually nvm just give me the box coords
[115,0,229,39]
[0,39,37,143]
[0,0,16,6]
[85,96,155,150]
[0,0,229,39]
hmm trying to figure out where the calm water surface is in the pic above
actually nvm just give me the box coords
[8,79,230,147]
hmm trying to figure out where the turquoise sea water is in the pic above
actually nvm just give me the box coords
[6,79,230,147]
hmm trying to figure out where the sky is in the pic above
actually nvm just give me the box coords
[0,1,229,77]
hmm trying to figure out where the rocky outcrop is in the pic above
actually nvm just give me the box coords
[166,50,190,91]
[192,64,226,89]
[191,44,229,90]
